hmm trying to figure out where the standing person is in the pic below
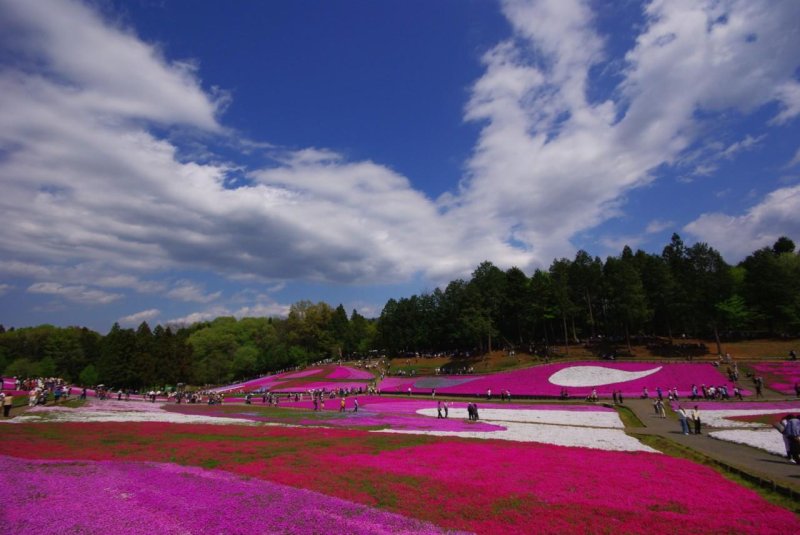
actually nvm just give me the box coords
[776,416,792,462]
[353,398,359,412]
[655,399,666,419]
[2,393,12,417]
[437,400,443,419]
[443,401,449,418]
[473,403,479,421]
[612,390,618,405]
[691,405,701,435]
[677,406,690,435]
[783,414,800,464]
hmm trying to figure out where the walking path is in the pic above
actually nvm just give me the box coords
[624,397,800,496]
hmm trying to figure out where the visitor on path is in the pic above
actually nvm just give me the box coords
[783,414,800,464]
[655,399,666,418]
[339,397,346,412]
[641,387,649,399]
[677,406,690,435]
[353,398,358,412]
[437,401,443,419]
[613,390,619,405]
[2,393,12,417]
[443,401,449,418]
[691,406,701,435]
[776,417,793,462]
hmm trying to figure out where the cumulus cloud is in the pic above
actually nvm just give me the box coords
[0,284,12,296]
[685,185,800,261]
[165,299,289,327]
[166,280,221,303]
[0,0,798,306]
[119,308,161,326]
[27,282,122,305]
[453,0,800,266]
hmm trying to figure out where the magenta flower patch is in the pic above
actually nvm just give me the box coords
[381,362,742,398]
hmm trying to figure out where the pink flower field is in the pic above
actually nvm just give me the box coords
[380,361,741,398]
[212,365,375,394]
[750,361,800,394]
[1,422,798,534]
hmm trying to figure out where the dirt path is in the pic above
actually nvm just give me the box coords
[623,397,800,496]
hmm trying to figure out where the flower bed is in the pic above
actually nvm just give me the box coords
[380,362,739,398]
[213,365,375,394]
[327,366,375,380]
[709,429,788,457]
[271,381,371,393]
[1,423,797,534]
[750,362,800,395]
[0,455,449,534]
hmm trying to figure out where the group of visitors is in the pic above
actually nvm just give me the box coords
[466,402,480,421]
[436,400,450,418]
[675,405,702,435]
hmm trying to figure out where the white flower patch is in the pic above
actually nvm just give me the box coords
[375,422,657,452]
[417,408,625,428]
[3,398,258,426]
[698,409,791,429]
[548,366,662,387]
[709,429,789,457]
[6,410,259,425]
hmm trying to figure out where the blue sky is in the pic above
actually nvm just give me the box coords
[1,0,799,332]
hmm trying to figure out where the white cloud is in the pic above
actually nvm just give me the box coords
[27,282,122,305]
[166,280,221,303]
[771,81,800,125]
[645,219,674,234]
[0,283,12,296]
[119,308,161,326]
[453,0,800,266]
[685,184,800,261]
[788,146,800,168]
[0,0,799,304]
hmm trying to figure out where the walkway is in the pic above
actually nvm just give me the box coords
[623,398,800,496]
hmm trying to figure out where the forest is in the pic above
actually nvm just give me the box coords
[1,234,798,389]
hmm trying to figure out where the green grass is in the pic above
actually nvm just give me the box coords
[615,405,644,428]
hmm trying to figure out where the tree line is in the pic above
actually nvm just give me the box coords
[0,303,375,389]
[1,234,797,388]
[376,234,800,356]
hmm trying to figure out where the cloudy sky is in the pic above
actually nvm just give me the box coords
[1,0,799,332]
